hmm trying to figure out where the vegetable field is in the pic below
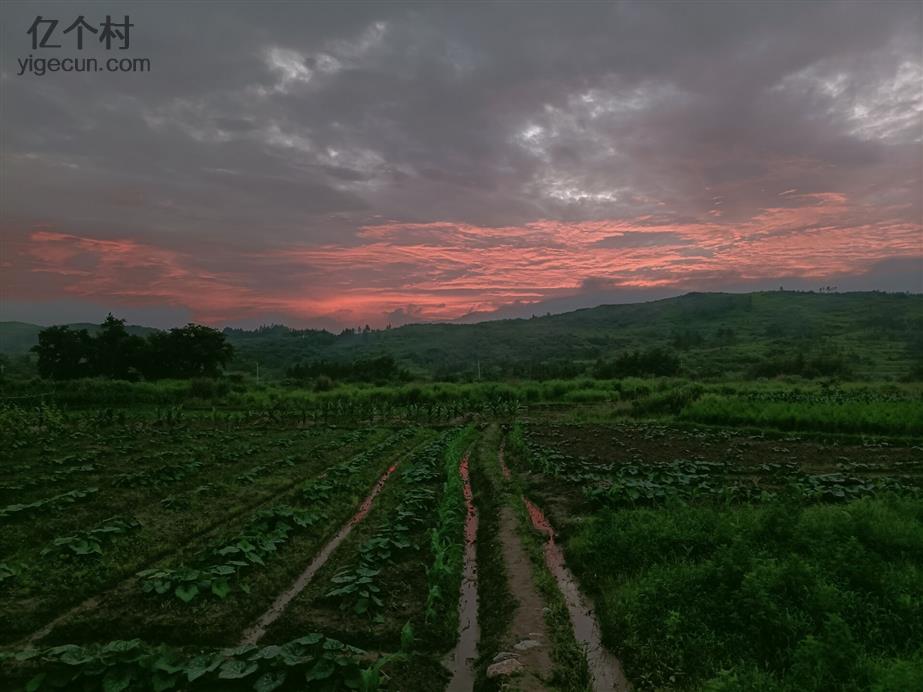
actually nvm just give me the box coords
[1,403,921,691]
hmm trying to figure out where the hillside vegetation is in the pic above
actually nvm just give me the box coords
[2,291,921,381]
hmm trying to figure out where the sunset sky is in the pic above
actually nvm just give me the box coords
[1,0,921,329]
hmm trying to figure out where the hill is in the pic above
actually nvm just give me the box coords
[3,292,921,380]
[225,291,923,380]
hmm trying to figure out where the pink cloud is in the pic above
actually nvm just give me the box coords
[5,191,921,326]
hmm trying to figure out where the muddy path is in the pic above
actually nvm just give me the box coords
[239,462,400,645]
[488,440,554,690]
[524,498,630,692]
[447,450,479,691]
[494,503,554,690]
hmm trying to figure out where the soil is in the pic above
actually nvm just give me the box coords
[494,505,553,691]
[527,422,923,474]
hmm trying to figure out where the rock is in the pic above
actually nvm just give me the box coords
[493,651,517,662]
[514,639,541,651]
[487,658,524,678]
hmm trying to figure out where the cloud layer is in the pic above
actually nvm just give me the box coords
[2,1,921,327]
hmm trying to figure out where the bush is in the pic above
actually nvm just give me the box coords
[594,348,681,378]
[750,351,853,379]
[566,498,923,690]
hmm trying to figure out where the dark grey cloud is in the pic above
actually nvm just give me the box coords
[1,0,920,326]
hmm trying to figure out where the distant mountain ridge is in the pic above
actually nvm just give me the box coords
[2,291,921,379]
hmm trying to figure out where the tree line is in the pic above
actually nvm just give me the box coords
[32,315,233,381]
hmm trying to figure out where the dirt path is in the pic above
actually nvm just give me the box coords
[493,504,554,690]
[479,441,554,690]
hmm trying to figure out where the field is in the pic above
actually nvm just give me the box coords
[0,391,921,691]
[509,421,923,691]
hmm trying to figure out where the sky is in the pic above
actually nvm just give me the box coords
[1,0,921,329]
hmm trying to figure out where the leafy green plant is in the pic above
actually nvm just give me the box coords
[1,633,377,691]
[139,506,321,602]
[0,562,21,588]
[327,567,384,618]
[0,487,99,522]
[324,432,456,621]
[42,516,141,559]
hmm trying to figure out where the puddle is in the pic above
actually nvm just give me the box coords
[446,452,479,691]
[238,464,400,646]
[524,498,630,692]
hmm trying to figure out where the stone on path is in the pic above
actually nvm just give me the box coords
[487,657,524,679]
[514,639,542,651]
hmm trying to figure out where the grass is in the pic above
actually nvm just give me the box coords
[565,497,923,691]
[6,375,921,439]
[680,394,923,435]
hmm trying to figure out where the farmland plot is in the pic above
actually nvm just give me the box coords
[34,428,428,646]
[2,410,921,691]
[507,422,923,691]
[260,428,479,690]
[0,420,478,691]
[1,426,393,643]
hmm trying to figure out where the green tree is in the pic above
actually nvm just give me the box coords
[31,326,95,380]
[139,324,233,379]
[94,313,145,379]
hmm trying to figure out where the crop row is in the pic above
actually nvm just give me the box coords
[41,516,142,560]
[325,434,451,620]
[0,463,97,494]
[113,460,205,488]
[139,506,323,602]
[513,425,921,507]
[137,429,417,604]
[0,488,99,522]
[1,633,377,691]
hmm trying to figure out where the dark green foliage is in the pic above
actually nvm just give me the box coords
[286,356,410,384]
[32,325,95,380]
[749,351,853,379]
[139,323,234,380]
[594,348,681,378]
[7,292,923,381]
[31,316,233,381]
[93,315,146,380]
[0,634,374,691]
[567,498,923,691]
